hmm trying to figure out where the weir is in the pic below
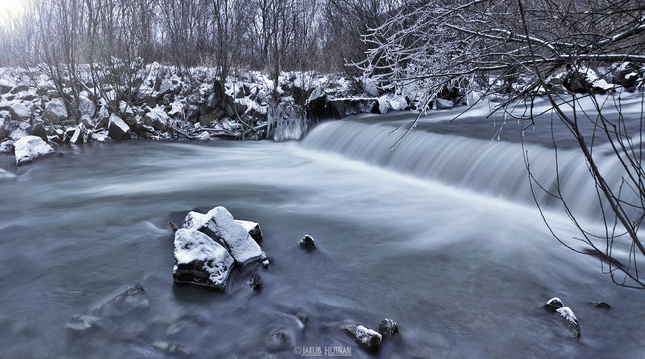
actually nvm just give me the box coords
[301,119,633,221]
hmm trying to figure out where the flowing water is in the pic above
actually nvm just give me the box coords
[1,103,645,358]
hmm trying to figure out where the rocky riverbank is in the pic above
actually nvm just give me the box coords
[1,61,643,166]
[0,64,425,165]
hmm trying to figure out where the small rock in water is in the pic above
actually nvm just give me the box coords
[591,301,612,310]
[544,297,564,311]
[94,284,150,318]
[343,324,382,352]
[545,297,580,338]
[556,306,581,338]
[379,318,398,337]
[247,273,262,291]
[299,234,316,250]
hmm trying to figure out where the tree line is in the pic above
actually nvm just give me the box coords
[0,0,400,78]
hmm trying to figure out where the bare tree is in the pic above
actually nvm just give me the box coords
[357,0,645,288]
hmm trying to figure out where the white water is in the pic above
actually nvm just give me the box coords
[0,110,644,358]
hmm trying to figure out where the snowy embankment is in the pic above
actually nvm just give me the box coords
[0,64,421,166]
[1,61,643,167]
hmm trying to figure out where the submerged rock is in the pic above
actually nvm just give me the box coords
[14,135,55,165]
[247,273,262,291]
[94,284,150,318]
[299,234,316,250]
[173,228,234,290]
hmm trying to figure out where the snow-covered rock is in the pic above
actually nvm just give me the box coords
[108,114,130,140]
[173,228,234,290]
[236,220,263,242]
[79,92,96,118]
[0,140,14,153]
[14,135,55,165]
[377,95,392,114]
[44,98,68,124]
[144,105,169,130]
[183,206,263,265]
[342,324,382,352]
[545,297,580,338]
[7,102,31,122]
[9,122,29,141]
[388,95,408,111]
[556,307,580,338]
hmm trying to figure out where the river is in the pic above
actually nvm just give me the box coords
[1,104,644,358]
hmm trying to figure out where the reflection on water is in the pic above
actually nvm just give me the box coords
[0,113,644,358]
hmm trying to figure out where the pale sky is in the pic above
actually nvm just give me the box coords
[0,0,27,26]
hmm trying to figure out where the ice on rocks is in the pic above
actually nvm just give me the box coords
[14,135,55,165]
[173,228,234,290]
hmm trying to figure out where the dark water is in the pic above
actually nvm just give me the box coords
[1,106,645,358]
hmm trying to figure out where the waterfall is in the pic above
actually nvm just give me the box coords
[267,103,309,141]
[301,120,634,220]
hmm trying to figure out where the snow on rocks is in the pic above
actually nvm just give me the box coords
[174,206,268,290]
[183,206,263,265]
[236,220,263,242]
[544,297,581,338]
[6,102,31,122]
[342,324,383,352]
[13,135,55,165]
[173,228,235,290]
[43,98,68,124]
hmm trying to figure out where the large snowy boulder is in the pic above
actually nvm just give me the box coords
[7,102,32,122]
[44,98,68,124]
[183,206,264,265]
[14,135,55,165]
[144,105,169,130]
[173,228,235,290]
[108,114,130,140]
